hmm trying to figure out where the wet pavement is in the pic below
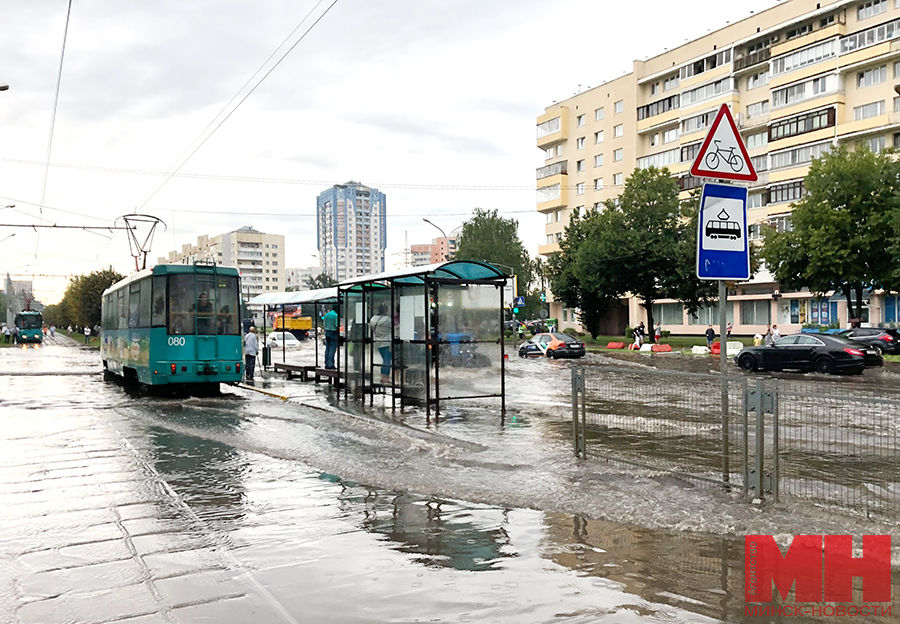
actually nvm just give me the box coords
[1,342,899,623]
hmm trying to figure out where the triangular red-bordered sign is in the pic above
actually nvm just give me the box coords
[690,103,758,182]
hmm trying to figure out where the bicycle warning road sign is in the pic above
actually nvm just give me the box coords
[690,104,757,182]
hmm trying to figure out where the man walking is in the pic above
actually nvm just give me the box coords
[323,306,339,370]
[84,326,91,344]
[243,326,259,383]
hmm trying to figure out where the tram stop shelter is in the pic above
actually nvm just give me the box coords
[247,287,340,377]
[337,260,508,416]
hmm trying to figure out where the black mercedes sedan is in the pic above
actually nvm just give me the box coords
[836,327,900,356]
[734,333,882,375]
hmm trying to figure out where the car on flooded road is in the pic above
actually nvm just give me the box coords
[734,333,882,375]
[265,330,303,349]
[518,332,586,359]
[836,327,900,356]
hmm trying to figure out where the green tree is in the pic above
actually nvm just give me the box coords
[304,272,337,290]
[454,208,534,297]
[59,267,124,328]
[763,145,900,320]
[548,167,716,336]
[41,303,70,328]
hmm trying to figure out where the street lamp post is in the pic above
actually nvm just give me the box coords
[0,84,8,91]
[423,218,458,261]
[0,233,15,245]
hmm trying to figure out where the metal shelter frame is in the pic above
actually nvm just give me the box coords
[248,287,339,370]
[337,260,508,420]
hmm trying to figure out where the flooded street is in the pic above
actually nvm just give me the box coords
[1,343,899,623]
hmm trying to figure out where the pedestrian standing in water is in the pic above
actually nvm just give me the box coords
[323,306,339,370]
[772,324,780,341]
[84,326,91,344]
[244,326,259,383]
[654,321,662,345]
[764,324,773,346]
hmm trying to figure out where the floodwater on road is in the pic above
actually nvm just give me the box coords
[1,343,899,623]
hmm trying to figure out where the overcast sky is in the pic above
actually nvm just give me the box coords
[1,0,778,303]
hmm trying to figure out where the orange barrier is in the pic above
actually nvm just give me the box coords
[607,342,625,349]
[651,344,672,352]
[710,341,721,354]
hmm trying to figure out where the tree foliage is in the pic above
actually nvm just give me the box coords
[59,267,124,328]
[762,145,900,320]
[548,167,716,336]
[455,208,534,297]
[303,272,338,290]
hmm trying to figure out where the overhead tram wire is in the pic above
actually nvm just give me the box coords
[3,158,609,192]
[133,0,340,213]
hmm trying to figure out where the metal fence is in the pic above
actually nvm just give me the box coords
[572,365,900,521]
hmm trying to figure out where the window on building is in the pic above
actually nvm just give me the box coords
[751,154,769,172]
[866,135,886,152]
[857,65,886,87]
[895,61,900,78]
[537,184,561,203]
[576,159,585,172]
[768,107,836,142]
[681,77,733,106]
[637,147,679,170]
[652,302,684,325]
[768,181,805,204]
[595,107,605,121]
[894,132,900,149]
[613,148,624,162]
[682,111,716,134]
[679,49,732,80]
[770,141,831,169]
[614,100,624,114]
[613,124,623,138]
[770,40,835,76]
[576,182,585,195]
[663,128,678,143]
[613,173,624,186]
[577,114,585,126]
[594,153,604,167]
[663,74,680,91]
[594,178,603,191]
[690,302,734,325]
[650,133,659,147]
[537,117,561,138]
[772,74,837,108]
[746,131,768,149]
[858,0,887,21]
[840,15,900,53]
[786,23,811,40]
[748,193,766,209]
[770,214,793,232]
[545,147,554,159]
[741,300,771,325]
[637,94,680,120]
[595,130,604,143]
[853,100,885,120]
[746,100,769,118]
[681,142,701,163]
[650,82,660,96]
[820,14,835,28]
[747,70,769,90]
[576,137,586,149]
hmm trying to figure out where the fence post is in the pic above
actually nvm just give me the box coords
[742,377,749,499]
[572,366,586,458]
[771,380,779,502]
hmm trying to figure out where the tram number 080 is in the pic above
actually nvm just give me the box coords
[167,336,186,347]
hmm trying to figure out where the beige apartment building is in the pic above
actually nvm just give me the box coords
[537,0,900,336]
[156,226,286,295]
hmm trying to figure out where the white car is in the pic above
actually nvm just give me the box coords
[266,331,302,349]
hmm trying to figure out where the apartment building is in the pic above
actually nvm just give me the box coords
[285,265,323,290]
[409,236,458,267]
[156,226,286,295]
[537,0,900,336]
[317,181,387,282]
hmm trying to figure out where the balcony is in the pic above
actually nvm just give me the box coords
[537,161,567,180]
[733,48,771,74]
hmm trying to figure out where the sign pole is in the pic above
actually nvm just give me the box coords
[719,278,729,484]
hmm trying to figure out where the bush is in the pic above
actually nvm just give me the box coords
[661,330,671,339]
[624,325,633,339]
[563,327,579,337]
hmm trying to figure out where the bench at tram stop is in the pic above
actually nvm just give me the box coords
[314,368,341,386]
[273,362,317,381]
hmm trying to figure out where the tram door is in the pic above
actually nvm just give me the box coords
[194,274,218,360]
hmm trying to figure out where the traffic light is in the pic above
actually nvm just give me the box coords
[512,307,519,314]
[540,292,546,302]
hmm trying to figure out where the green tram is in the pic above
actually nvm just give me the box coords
[15,310,43,344]
[100,263,243,390]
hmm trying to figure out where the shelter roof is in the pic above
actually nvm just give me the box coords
[248,287,338,306]
[338,260,507,287]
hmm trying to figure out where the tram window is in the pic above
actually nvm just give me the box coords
[151,276,166,327]
[216,276,240,335]
[139,280,151,328]
[117,290,127,330]
[168,274,195,335]
[195,277,216,335]
[129,282,141,328]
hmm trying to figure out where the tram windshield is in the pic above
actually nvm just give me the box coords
[168,274,240,335]
[16,313,42,329]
